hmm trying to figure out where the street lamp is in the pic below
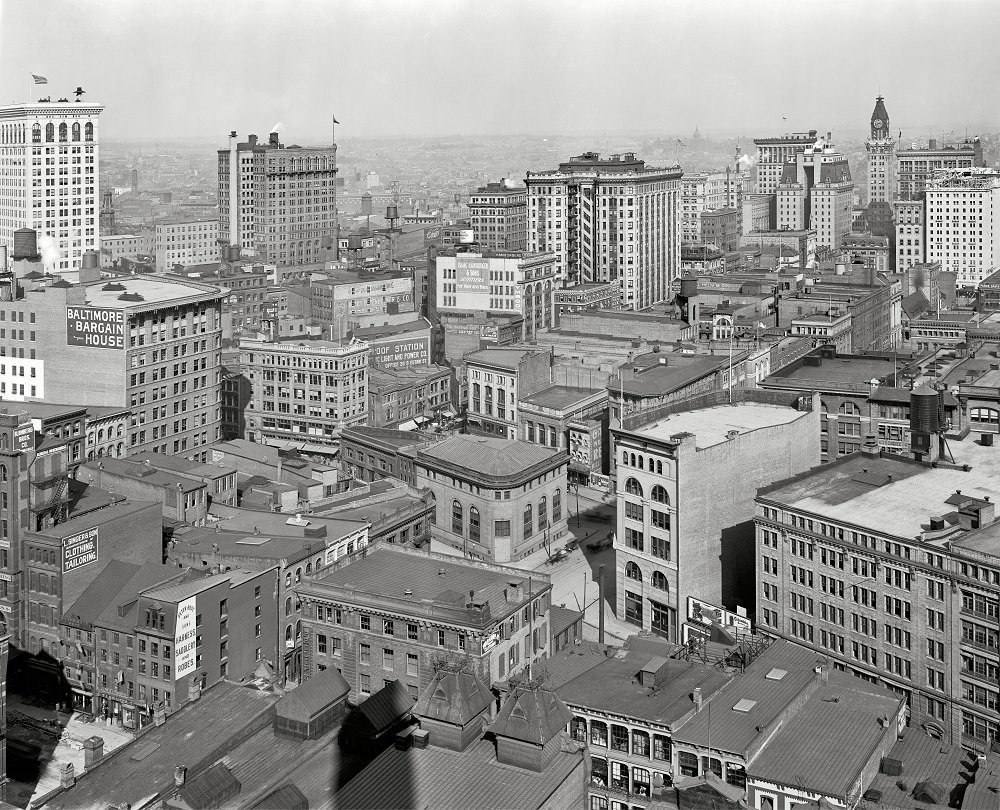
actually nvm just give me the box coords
[570,481,581,527]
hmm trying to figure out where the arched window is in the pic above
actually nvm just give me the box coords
[71,122,80,141]
[630,453,636,467]
[84,122,93,141]
[625,561,642,581]
[285,626,292,644]
[58,123,67,142]
[451,500,463,534]
[656,460,663,475]
[45,123,54,142]
[285,572,291,587]
[97,428,105,442]
[652,571,669,592]
[838,401,860,416]
[295,620,301,641]
[552,489,561,522]
[315,557,322,570]
[971,407,1000,426]
[538,497,548,532]
[651,485,669,504]
[469,506,480,544]
[625,478,643,497]
[284,597,292,616]
[523,504,533,538]
[305,562,312,574]
[31,124,41,143]
[622,451,628,465]
[294,567,302,583]
[0,465,7,483]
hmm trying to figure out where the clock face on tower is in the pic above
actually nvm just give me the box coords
[873,119,883,129]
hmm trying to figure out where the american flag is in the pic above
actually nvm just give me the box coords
[32,74,48,85]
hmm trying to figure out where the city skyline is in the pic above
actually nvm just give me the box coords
[2,0,1000,142]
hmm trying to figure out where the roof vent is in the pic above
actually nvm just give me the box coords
[437,568,446,576]
[732,698,757,713]
[764,668,787,681]
[404,589,413,596]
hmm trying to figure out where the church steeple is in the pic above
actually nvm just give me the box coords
[870,96,890,141]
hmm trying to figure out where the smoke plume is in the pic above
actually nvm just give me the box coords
[38,235,60,274]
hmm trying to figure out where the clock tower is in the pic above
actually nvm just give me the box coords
[866,95,896,204]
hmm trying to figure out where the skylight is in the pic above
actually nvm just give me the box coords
[732,698,758,713]
[765,668,787,680]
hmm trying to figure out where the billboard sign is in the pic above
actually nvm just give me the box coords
[455,255,490,295]
[66,306,125,349]
[371,335,431,370]
[686,596,752,634]
[482,628,501,653]
[174,596,198,679]
[63,527,98,573]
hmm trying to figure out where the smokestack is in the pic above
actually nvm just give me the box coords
[598,564,605,644]
[80,250,100,284]
[269,132,279,148]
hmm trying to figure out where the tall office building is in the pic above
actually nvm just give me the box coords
[218,131,338,267]
[897,137,984,201]
[866,96,896,205]
[0,101,103,273]
[680,171,729,244]
[753,130,819,196]
[925,168,1000,288]
[525,152,681,310]
[469,181,527,251]
[774,137,854,252]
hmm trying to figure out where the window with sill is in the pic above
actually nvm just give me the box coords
[610,761,629,791]
[678,751,698,777]
[590,720,608,747]
[625,591,643,625]
[610,724,629,752]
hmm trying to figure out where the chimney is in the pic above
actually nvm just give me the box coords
[83,736,104,769]
[860,433,880,456]
[59,762,75,789]
[692,687,703,711]
[80,250,100,284]
[174,765,187,787]
[269,132,279,148]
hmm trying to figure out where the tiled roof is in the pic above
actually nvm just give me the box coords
[416,435,563,479]
[489,685,572,746]
[276,668,350,723]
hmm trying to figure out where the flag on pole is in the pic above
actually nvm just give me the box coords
[332,115,340,124]
[31,74,48,85]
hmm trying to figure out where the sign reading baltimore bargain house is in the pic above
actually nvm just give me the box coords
[66,306,125,349]
[63,527,99,573]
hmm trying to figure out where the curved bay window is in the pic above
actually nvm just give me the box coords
[469,507,481,545]
[452,500,463,535]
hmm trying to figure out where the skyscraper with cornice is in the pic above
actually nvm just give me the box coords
[866,96,896,204]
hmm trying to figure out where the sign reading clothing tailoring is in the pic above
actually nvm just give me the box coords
[66,306,125,349]
[174,596,198,679]
[63,527,98,573]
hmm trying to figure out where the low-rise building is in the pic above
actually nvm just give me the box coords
[518,385,609,485]
[77,457,210,525]
[465,347,552,439]
[339,426,441,486]
[552,281,620,325]
[127,451,238,507]
[368,365,452,429]
[297,543,553,700]
[154,217,219,272]
[410,434,569,562]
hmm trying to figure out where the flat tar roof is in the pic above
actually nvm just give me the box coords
[632,402,807,449]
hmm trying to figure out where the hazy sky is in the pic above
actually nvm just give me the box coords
[2,0,999,143]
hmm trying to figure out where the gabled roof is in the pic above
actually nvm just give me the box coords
[488,684,572,746]
[249,783,308,810]
[355,679,415,734]
[415,667,493,727]
[902,290,932,319]
[276,668,350,723]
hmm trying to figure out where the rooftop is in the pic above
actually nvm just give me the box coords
[519,385,605,411]
[415,435,564,480]
[614,353,729,397]
[747,675,901,797]
[299,544,550,627]
[762,351,898,390]
[41,682,282,809]
[558,647,731,729]
[32,498,159,540]
[628,402,808,450]
[463,347,546,370]
[329,734,584,810]
[172,525,324,563]
[81,276,224,309]
[759,441,1000,546]
[352,318,430,339]
[674,640,831,755]
[79,457,204,492]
